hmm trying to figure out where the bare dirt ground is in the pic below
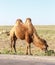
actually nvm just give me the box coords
[0,55,55,65]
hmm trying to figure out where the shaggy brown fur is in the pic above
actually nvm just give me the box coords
[10,18,48,55]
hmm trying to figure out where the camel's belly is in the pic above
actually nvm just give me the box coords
[15,32,25,40]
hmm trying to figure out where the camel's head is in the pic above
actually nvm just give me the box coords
[40,39,48,52]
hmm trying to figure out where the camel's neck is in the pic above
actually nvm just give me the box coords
[33,33,41,40]
[33,33,43,49]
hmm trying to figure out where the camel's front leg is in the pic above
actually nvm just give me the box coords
[26,45,28,55]
[28,44,32,55]
[25,32,32,55]
[26,44,32,55]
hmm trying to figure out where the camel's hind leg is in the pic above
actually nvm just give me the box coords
[13,37,17,52]
[10,37,14,52]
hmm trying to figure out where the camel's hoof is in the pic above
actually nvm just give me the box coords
[30,53,33,55]
[14,52,17,55]
[11,51,12,53]
[26,53,28,55]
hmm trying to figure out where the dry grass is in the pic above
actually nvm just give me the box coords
[0,25,55,56]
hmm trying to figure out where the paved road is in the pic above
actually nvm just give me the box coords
[0,55,55,65]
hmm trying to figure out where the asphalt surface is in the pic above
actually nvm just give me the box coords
[0,55,55,65]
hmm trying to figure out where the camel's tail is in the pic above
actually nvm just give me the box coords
[6,31,10,36]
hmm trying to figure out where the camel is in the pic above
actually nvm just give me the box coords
[10,18,48,55]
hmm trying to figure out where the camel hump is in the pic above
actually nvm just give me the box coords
[13,19,26,39]
[25,18,35,35]
[14,19,23,27]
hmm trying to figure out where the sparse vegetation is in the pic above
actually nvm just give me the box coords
[0,25,55,56]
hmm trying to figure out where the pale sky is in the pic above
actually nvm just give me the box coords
[0,0,55,25]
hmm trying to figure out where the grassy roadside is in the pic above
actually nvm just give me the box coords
[0,25,55,56]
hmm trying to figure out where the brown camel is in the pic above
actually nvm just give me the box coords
[10,18,48,55]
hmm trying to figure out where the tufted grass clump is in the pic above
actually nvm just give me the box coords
[45,50,55,56]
